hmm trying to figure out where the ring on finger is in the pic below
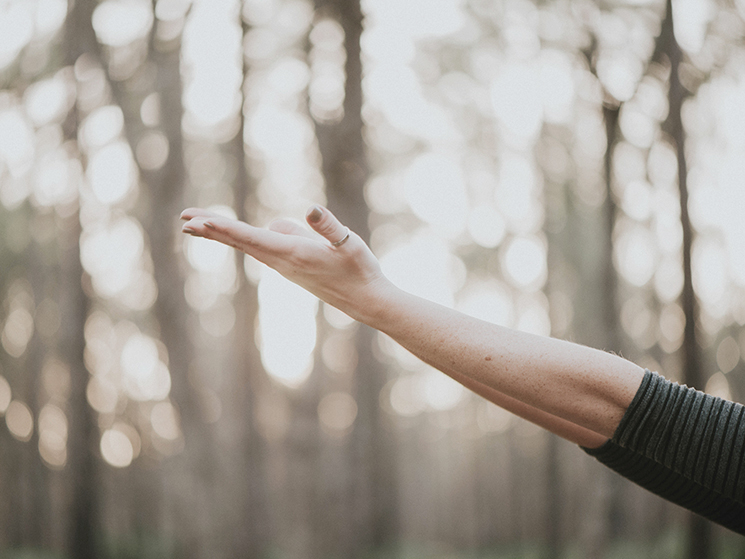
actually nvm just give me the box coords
[331,227,350,247]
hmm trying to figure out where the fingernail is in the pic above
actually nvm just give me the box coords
[182,226,195,234]
[204,221,216,230]
[307,205,323,223]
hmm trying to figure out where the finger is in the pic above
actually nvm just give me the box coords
[180,207,224,221]
[305,205,350,246]
[182,216,295,256]
[268,218,315,239]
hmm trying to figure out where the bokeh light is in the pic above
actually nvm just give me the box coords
[0,376,11,414]
[318,391,358,435]
[258,267,318,387]
[6,400,34,442]
[100,427,134,468]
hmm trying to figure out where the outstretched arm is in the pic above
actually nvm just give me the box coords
[181,205,643,442]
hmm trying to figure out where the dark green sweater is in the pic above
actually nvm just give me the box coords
[583,370,745,535]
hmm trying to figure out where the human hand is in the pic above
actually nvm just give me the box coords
[180,205,395,324]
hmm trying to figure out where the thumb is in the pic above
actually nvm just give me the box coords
[306,205,350,247]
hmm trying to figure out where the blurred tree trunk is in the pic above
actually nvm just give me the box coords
[61,1,100,557]
[577,34,627,552]
[312,0,398,553]
[223,14,272,557]
[143,19,216,559]
[544,434,561,559]
[657,0,713,556]
[97,6,214,553]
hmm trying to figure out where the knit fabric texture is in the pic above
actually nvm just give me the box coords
[583,369,745,535]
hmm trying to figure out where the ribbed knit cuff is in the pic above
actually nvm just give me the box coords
[582,370,745,534]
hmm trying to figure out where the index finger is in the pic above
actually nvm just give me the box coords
[182,215,300,257]
[180,207,224,221]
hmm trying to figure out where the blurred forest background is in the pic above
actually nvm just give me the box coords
[1,0,745,557]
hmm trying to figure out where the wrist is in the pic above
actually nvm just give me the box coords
[345,276,402,330]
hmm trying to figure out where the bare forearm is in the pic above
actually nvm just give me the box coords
[365,285,644,439]
[180,206,643,440]
[446,369,608,447]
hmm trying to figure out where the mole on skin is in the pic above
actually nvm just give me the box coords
[485,356,492,361]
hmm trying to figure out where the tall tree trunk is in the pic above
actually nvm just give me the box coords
[312,0,398,553]
[144,21,216,559]
[598,102,628,544]
[223,14,272,556]
[658,0,712,556]
[62,1,100,557]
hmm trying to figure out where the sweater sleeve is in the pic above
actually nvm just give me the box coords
[583,370,745,535]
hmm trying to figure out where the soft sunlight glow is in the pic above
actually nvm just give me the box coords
[693,237,728,311]
[716,336,740,374]
[365,0,466,39]
[468,205,506,248]
[87,141,136,205]
[35,0,69,38]
[620,180,653,221]
[6,400,33,442]
[87,377,119,414]
[654,256,684,302]
[672,0,713,54]
[459,283,514,327]
[34,148,80,207]
[155,0,192,21]
[0,376,11,414]
[247,105,314,159]
[120,333,171,401]
[101,427,134,468]
[496,154,542,234]
[135,131,169,171]
[42,359,70,402]
[477,402,512,433]
[658,303,685,351]
[364,64,458,142]
[81,106,125,151]
[187,235,232,273]
[422,369,464,411]
[389,375,425,417]
[199,297,236,338]
[321,332,358,375]
[539,49,575,124]
[516,295,551,336]
[151,401,180,440]
[24,73,72,127]
[38,404,67,469]
[92,0,154,47]
[0,109,34,178]
[309,18,346,123]
[503,236,547,290]
[182,0,242,130]
[615,225,656,287]
[81,217,145,297]
[323,303,356,329]
[380,233,456,307]
[403,153,468,235]
[596,52,643,102]
[2,306,34,358]
[705,372,732,401]
[491,62,543,142]
[318,392,358,435]
[258,268,318,387]
[0,2,34,70]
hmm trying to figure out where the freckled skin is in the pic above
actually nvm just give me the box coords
[180,205,645,448]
